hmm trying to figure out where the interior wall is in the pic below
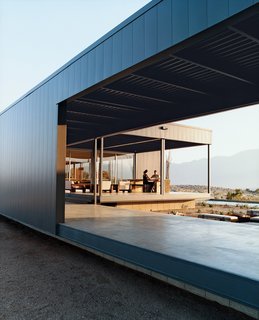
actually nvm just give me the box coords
[136,151,160,179]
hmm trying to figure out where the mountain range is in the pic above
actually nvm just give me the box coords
[170,149,259,190]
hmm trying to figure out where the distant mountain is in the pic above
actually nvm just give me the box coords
[170,149,259,189]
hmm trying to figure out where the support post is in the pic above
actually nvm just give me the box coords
[133,153,137,180]
[208,144,211,194]
[56,102,67,225]
[73,163,76,180]
[160,138,165,195]
[115,154,118,184]
[99,137,104,200]
[93,138,97,205]
[68,151,71,181]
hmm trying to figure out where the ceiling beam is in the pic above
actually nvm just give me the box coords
[77,97,146,112]
[73,98,142,112]
[104,138,160,150]
[102,87,173,105]
[228,26,259,45]
[67,110,119,120]
[67,119,105,128]
[131,73,207,95]
[171,54,254,85]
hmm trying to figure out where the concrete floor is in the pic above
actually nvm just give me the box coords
[0,215,254,320]
[60,203,259,318]
[64,204,259,281]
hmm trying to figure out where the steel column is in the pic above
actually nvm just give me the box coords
[99,137,104,200]
[56,103,67,225]
[93,138,97,205]
[160,138,165,195]
[208,144,211,194]
[115,154,118,184]
[133,153,137,180]
[68,151,71,181]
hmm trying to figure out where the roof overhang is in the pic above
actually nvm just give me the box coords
[66,4,259,147]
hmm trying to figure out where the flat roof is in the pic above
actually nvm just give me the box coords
[67,122,211,156]
[65,2,259,146]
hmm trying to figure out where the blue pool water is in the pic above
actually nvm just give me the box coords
[206,200,259,208]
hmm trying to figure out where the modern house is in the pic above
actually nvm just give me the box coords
[0,0,258,316]
[65,122,212,211]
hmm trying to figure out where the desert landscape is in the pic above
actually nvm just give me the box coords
[169,185,259,223]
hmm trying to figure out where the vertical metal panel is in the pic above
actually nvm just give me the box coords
[59,70,68,102]
[132,15,145,64]
[74,57,81,93]
[172,0,189,43]
[68,64,76,97]
[189,0,208,36]
[207,0,229,26]
[50,74,57,103]
[157,0,172,51]
[122,24,133,69]
[144,6,158,58]
[88,49,96,87]
[0,88,58,233]
[229,0,254,15]
[57,73,64,102]
[112,32,122,74]
[95,43,104,83]
[63,68,69,100]
[103,39,113,79]
[80,54,89,89]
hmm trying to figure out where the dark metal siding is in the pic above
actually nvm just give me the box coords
[0,0,257,234]
[0,87,57,233]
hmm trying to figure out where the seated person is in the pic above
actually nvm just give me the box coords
[151,170,159,181]
[143,169,154,192]
[151,170,160,192]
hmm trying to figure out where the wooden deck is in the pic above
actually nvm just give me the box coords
[65,191,210,211]
[100,191,209,203]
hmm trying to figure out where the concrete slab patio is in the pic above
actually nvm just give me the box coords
[1,214,254,320]
[57,204,259,318]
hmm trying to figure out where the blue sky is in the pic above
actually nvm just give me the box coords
[1,0,258,164]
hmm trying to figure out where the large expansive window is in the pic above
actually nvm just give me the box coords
[65,154,134,183]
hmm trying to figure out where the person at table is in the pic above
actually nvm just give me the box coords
[151,170,159,181]
[143,169,154,192]
[150,170,160,192]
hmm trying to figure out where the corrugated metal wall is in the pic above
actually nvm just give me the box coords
[0,85,58,233]
[0,0,257,234]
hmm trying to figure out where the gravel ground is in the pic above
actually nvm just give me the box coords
[0,216,252,320]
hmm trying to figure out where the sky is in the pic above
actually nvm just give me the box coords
[0,0,258,164]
